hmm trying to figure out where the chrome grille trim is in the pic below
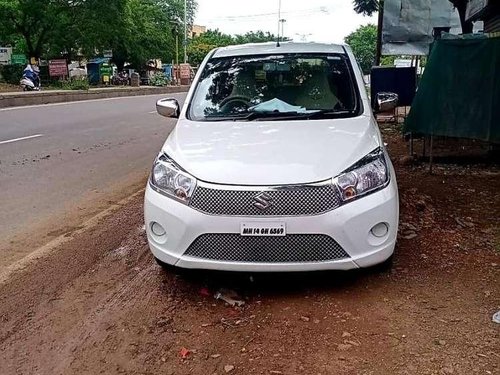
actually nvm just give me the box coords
[184,234,349,263]
[190,180,340,216]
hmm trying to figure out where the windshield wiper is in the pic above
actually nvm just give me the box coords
[203,109,356,122]
[301,109,357,119]
[204,111,305,122]
[248,109,357,121]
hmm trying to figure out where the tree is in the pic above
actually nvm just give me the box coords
[76,0,197,69]
[0,0,72,59]
[0,0,197,68]
[344,24,377,74]
[188,29,280,66]
[352,0,473,34]
[352,0,379,16]
[234,31,279,44]
[187,29,233,66]
[107,0,175,70]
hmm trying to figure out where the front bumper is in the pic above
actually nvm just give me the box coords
[144,178,399,272]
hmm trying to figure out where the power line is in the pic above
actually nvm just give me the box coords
[203,6,329,21]
[206,11,327,25]
[206,12,329,24]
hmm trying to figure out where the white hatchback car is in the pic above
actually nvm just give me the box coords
[145,42,399,272]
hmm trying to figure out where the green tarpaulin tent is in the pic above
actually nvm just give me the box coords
[404,34,500,143]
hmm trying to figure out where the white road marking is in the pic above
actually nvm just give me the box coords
[0,134,43,145]
[148,110,157,114]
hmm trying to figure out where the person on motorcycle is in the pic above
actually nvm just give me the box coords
[119,70,129,85]
[22,64,40,90]
[112,70,129,86]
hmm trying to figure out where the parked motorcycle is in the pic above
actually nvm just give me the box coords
[20,64,41,91]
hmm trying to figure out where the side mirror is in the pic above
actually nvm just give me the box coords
[375,92,398,113]
[156,98,180,118]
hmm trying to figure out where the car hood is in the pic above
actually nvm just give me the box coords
[162,115,381,185]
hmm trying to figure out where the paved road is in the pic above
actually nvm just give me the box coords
[0,93,185,268]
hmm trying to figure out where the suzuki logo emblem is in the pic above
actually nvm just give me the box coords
[253,192,273,211]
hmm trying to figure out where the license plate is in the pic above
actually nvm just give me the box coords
[240,222,286,236]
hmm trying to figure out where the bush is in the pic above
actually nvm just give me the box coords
[60,78,90,90]
[0,65,25,84]
[149,72,169,86]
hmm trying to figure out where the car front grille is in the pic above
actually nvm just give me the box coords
[183,234,349,263]
[190,183,340,216]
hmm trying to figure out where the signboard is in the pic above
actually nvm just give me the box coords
[103,50,113,58]
[99,63,112,84]
[394,59,412,68]
[49,59,68,77]
[179,63,191,79]
[394,59,423,74]
[99,63,112,76]
[0,47,12,65]
[11,54,27,65]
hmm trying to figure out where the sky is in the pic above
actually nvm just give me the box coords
[194,0,377,44]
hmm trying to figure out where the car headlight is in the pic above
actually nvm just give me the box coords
[150,154,196,204]
[334,148,389,203]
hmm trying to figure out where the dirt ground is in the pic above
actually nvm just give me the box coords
[0,125,499,375]
[0,82,20,92]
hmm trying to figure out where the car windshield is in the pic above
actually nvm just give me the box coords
[188,53,360,121]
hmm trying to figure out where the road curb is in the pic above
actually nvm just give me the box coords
[0,86,190,109]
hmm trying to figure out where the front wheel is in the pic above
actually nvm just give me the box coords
[153,256,197,278]
[154,256,183,274]
[371,255,394,273]
[154,256,170,269]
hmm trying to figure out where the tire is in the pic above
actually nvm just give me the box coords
[154,256,185,275]
[153,256,201,279]
[371,254,394,273]
[154,256,170,269]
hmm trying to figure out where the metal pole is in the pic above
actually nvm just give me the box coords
[429,135,434,174]
[176,33,179,84]
[176,35,179,66]
[280,19,286,40]
[277,0,282,45]
[422,135,427,158]
[183,0,187,63]
[375,0,384,66]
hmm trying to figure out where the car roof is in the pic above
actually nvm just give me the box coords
[212,42,347,58]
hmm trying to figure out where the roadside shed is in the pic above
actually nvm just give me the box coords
[404,34,500,144]
[86,58,110,84]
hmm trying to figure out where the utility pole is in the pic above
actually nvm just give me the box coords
[171,21,180,84]
[280,19,287,40]
[375,0,384,66]
[176,32,179,67]
[184,0,188,63]
[277,0,282,45]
